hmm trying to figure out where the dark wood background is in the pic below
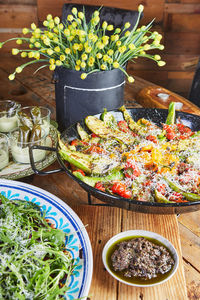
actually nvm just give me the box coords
[0,0,200,99]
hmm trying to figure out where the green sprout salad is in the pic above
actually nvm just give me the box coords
[0,194,79,299]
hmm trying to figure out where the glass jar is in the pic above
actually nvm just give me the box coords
[0,100,21,133]
[0,133,9,170]
[10,129,47,164]
[17,106,51,137]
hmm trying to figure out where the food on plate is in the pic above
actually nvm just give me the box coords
[59,102,200,203]
[0,193,79,299]
[0,100,21,133]
[109,237,174,282]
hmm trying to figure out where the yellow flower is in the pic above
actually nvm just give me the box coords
[12,48,19,55]
[138,4,144,13]
[30,37,36,44]
[44,38,50,46]
[153,40,160,46]
[49,63,56,70]
[53,37,59,43]
[60,55,65,61]
[8,74,15,80]
[75,65,81,71]
[28,51,34,58]
[78,12,84,19]
[157,61,166,66]
[88,32,94,40]
[80,61,86,68]
[48,21,54,29]
[56,60,62,66]
[54,17,60,24]
[46,48,53,55]
[108,58,113,64]
[78,44,83,51]
[54,46,60,52]
[103,55,109,62]
[81,73,87,80]
[65,48,71,55]
[113,61,119,68]
[49,58,55,64]
[115,28,121,34]
[129,44,135,50]
[124,22,131,29]
[143,44,151,51]
[29,44,34,49]
[53,28,59,34]
[102,21,108,30]
[76,60,81,65]
[116,40,121,47]
[72,21,77,28]
[107,25,114,31]
[58,23,64,30]
[16,67,23,73]
[101,64,107,70]
[140,50,146,55]
[81,53,88,60]
[96,42,104,49]
[73,43,80,51]
[48,32,54,39]
[64,29,70,36]
[128,76,135,83]
[16,39,22,45]
[125,31,131,37]
[72,7,78,15]
[31,23,37,30]
[85,46,92,53]
[102,35,109,45]
[93,10,99,17]
[92,16,100,25]
[107,49,114,56]
[43,20,49,27]
[67,15,74,22]
[154,55,161,60]
[96,53,102,59]
[118,45,126,53]
[89,56,95,64]
[68,36,74,42]
[21,52,27,58]
[159,45,165,50]
[111,35,119,42]
[34,52,40,59]
[35,42,41,48]
[22,28,29,35]
[47,14,53,21]
[88,61,94,67]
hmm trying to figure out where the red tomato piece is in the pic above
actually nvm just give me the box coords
[95,182,105,192]
[125,160,141,177]
[169,192,187,203]
[118,120,129,133]
[88,145,105,154]
[71,139,79,146]
[112,182,132,198]
[157,183,166,195]
[73,169,85,176]
[146,135,158,144]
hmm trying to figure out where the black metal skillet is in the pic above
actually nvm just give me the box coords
[30,108,200,214]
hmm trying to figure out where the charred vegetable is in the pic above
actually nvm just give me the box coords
[18,111,33,129]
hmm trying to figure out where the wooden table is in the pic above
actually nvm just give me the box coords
[1,53,200,299]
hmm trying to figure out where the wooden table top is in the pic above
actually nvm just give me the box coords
[0,53,200,299]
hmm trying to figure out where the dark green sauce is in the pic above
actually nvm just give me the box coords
[106,236,175,285]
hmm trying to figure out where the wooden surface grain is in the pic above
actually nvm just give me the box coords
[74,205,187,300]
[0,54,200,299]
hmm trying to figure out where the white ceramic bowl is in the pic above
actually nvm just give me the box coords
[102,230,179,287]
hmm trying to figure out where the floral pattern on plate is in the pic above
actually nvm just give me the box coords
[0,179,93,300]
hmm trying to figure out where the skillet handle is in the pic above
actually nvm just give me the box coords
[29,145,64,175]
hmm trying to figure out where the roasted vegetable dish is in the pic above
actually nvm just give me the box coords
[59,103,200,203]
[0,194,78,299]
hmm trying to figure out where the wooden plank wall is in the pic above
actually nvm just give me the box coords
[0,0,200,99]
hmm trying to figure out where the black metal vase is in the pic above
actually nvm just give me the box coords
[53,67,125,131]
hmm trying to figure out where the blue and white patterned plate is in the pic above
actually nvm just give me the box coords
[0,179,93,300]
